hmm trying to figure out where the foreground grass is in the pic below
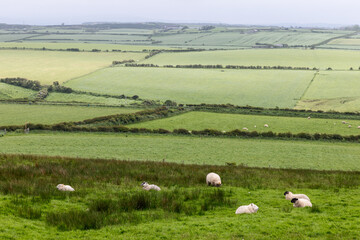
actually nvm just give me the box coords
[0,103,141,125]
[129,111,360,135]
[0,154,358,239]
[1,132,360,170]
[0,50,147,84]
[65,67,314,108]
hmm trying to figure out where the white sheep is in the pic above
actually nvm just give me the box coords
[264,124,269,128]
[348,125,352,128]
[307,116,311,119]
[342,121,346,124]
[242,127,248,131]
[291,198,312,208]
[358,126,360,129]
[221,130,226,133]
[56,184,75,192]
[254,125,256,128]
[141,182,161,191]
[235,203,259,214]
[206,172,222,187]
[284,191,310,201]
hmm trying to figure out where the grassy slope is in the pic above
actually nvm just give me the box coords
[0,50,147,84]
[295,97,360,113]
[0,103,141,125]
[46,92,138,106]
[129,111,360,135]
[0,82,37,100]
[65,67,314,108]
[143,49,360,70]
[1,132,360,170]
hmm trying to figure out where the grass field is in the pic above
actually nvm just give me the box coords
[0,34,36,42]
[303,71,360,100]
[328,38,360,45]
[143,49,360,70]
[0,50,147,84]
[0,103,141,125]
[295,97,360,112]
[65,67,314,108]
[129,111,360,135]
[0,83,37,100]
[1,132,360,170]
[0,154,358,239]
[0,42,173,51]
[46,92,139,106]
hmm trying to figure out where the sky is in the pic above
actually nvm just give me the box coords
[1,0,360,26]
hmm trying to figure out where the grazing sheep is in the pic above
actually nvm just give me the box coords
[307,116,311,119]
[264,124,269,128]
[188,130,192,134]
[348,125,352,128]
[284,191,310,201]
[342,121,346,124]
[141,182,161,191]
[242,127,248,131]
[291,198,312,208]
[56,184,75,192]
[235,203,259,214]
[221,130,226,133]
[358,126,360,129]
[254,125,256,128]
[206,172,222,187]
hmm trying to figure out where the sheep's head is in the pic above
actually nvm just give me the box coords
[291,198,298,203]
[250,203,259,212]
[215,181,222,187]
[141,182,149,187]
[56,184,64,189]
[284,191,289,196]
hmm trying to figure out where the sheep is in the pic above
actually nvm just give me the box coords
[221,130,226,133]
[348,125,352,128]
[56,184,75,192]
[342,121,347,124]
[235,203,259,214]
[242,127,248,131]
[206,172,221,187]
[141,182,161,191]
[307,116,311,119]
[254,125,256,128]
[291,198,312,208]
[358,126,360,129]
[264,124,269,128]
[284,191,310,201]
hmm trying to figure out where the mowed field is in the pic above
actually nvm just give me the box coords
[0,50,147,84]
[143,49,360,70]
[0,103,141,125]
[129,111,360,135]
[0,83,37,100]
[65,67,315,108]
[1,132,360,170]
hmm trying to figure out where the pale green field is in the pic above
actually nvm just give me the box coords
[143,49,360,70]
[0,42,173,51]
[1,132,360,170]
[0,103,140,125]
[0,50,147,84]
[303,71,360,100]
[0,83,37,100]
[328,38,360,45]
[27,34,150,43]
[129,111,360,135]
[0,34,36,42]
[65,67,314,108]
[46,92,138,105]
[295,97,360,112]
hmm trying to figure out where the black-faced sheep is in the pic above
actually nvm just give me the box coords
[235,203,259,214]
[291,198,312,207]
[284,191,310,201]
[141,182,161,191]
[206,172,221,187]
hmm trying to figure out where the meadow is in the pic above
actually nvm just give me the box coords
[0,50,147,84]
[0,154,358,239]
[0,103,141,125]
[0,82,37,100]
[129,111,360,135]
[295,97,360,112]
[143,49,360,70]
[1,132,360,170]
[65,67,314,108]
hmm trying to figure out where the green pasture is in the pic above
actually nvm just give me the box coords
[143,49,360,70]
[295,97,360,112]
[1,132,360,170]
[0,83,37,100]
[65,67,314,108]
[0,42,172,51]
[26,34,150,43]
[0,50,147,84]
[303,71,360,100]
[328,38,360,45]
[46,92,139,106]
[129,111,360,135]
[0,34,36,42]
[0,103,141,125]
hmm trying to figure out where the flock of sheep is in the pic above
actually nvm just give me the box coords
[56,172,313,216]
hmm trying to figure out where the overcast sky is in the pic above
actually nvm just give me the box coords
[1,0,360,26]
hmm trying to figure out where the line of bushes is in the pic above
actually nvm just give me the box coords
[112,59,135,65]
[0,77,42,91]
